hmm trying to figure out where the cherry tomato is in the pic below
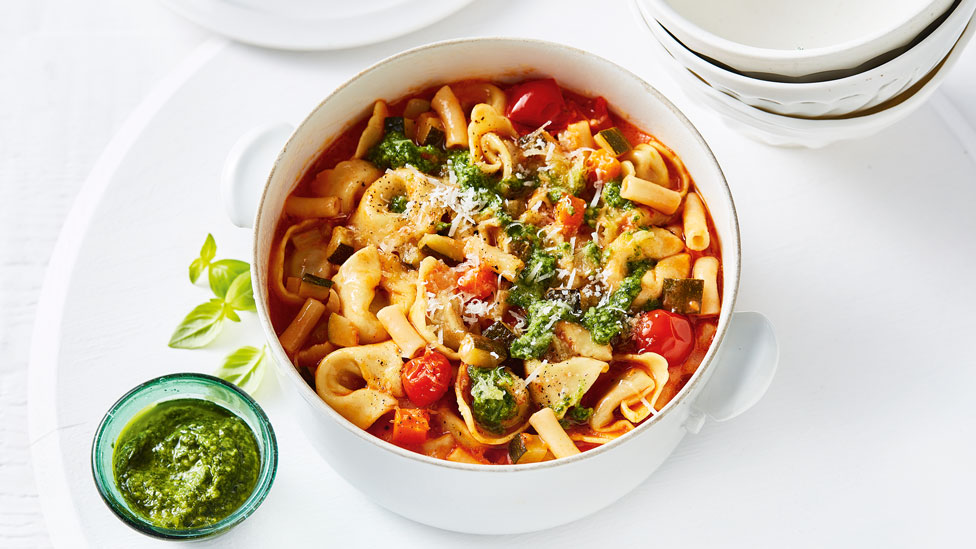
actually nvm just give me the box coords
[585,149,621,183]
[568,95,612,132]
[457,264,498,300]
[633,310,695,366]
[401,349,453,407]
[506,78,569,132]
[554,195,586,236]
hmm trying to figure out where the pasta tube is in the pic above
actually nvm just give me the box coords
[682,193,710,251]
[620,174,682,215]
[431,85,468,148]
[529,408,580,459]
[692,256,720,315]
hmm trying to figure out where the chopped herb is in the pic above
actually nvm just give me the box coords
[583,241,602,265]
[388,194,408,214]
[559,405,594,428]
[602,179,634,210]
[583,206,599,228]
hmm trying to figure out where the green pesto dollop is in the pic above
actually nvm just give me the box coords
[113,399,260,530]
[507,247,559,309]
[468,366,519,433]
[366,128,444,173]
[582,261,653,344]
[509,299,576,359]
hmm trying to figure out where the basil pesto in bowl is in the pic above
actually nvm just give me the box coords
[91,373,277,539]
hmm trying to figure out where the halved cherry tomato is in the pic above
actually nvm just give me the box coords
[457,264,498,300]
[633,310,695,366]
[554,195,586,236]
[401,348,453,407]
[586,149,621,183]
[392,408,430,445]
[568,95,612,132]
[506,78,569,132]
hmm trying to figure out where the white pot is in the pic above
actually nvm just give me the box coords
[221,38,779,534]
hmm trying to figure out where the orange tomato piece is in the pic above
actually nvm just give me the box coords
[586,149,621,183]
[392,408,430,446]
[457,264,498,300]
[554,195,586,236]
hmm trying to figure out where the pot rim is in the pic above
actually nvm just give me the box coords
[252,36,741,472]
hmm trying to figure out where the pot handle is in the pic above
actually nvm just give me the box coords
[684,311,778,434]
[220,123,294,229]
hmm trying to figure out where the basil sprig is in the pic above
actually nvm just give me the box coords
[169,234,254,348]
[169,234,268,395]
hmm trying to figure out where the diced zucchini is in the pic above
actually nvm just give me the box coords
[328,313,359,347]
[403,98,431,119]
[508,239,531,261]
[418,234,464,265]
[383,116,405,134]
[459,334,507,368]
[416,114,446,149]
[482,321,517,348]
[324,288,341,315]
[594,127,632,156]
[661,278,704,314]
[298,273,333,301]
[301,273,333,288]
[325,227,356,265]
[420,126,445,148]
[508,433,548,464]
[544,288,582,318]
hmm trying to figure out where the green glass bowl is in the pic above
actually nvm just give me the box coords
[91,373,278,540]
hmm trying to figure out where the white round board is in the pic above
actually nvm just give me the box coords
[28,2,976,547]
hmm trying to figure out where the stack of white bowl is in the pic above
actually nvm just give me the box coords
[634,0,976,147]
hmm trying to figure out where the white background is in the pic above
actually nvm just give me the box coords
[3,1,975,547]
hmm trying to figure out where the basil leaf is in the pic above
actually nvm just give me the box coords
[201,233,217,261]
[225,271,256,312]
[223,305,241,322]
[189,257,208,283]
[216,345,267,395]
[168,301,226,349]
[189,234,217,283]
[209,259,250,299]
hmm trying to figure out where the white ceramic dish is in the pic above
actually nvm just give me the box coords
[221,38,779,534]
[635,0,976,118]
[161,0,474,51]
[646,17,976,148]
[642,0,955,79]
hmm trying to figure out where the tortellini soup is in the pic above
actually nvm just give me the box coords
[268,78,722,465]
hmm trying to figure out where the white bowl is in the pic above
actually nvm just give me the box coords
[646,17,976,148]
[636,0,976,118]
[642,0,956,79]
[223,38,779,534]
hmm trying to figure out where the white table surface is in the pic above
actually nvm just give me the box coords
[2,1,975,547]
